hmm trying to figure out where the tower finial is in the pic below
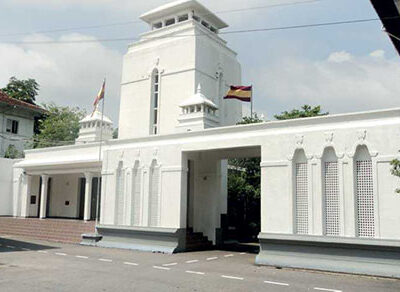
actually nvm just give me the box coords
[197,83,202,94]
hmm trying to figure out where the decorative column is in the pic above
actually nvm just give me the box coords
[84,172,94,221]
[21,174,32,218]
[39,174,49,219]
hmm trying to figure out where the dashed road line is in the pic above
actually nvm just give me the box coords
[206,257,218,261]
[185,260,199,264]
[124,262,139,266]
[37,251,48,253]
[264,280,290,286]
[153,266,170,271]
[162,262,178,266]
[314,288,342,292]
[55,252,67,256]
[186,270,205,275]
[75,255,89,259]
[224,254,234,258]
[98,259,112,262]
[221,275,244,281]
[239,252,246,255]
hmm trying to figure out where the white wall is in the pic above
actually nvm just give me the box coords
[48,174,81,218]
[0,158,15,215]
[118,20,242,139]
[0,109,36,157]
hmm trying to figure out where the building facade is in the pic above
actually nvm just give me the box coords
[0,91,45,157]
[9,0,400,278]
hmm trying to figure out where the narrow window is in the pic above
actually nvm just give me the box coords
[294,149,308,235]
[115,162,125,225]
[193,15,200,22]
[165,18,175,26]
[355,146,375,238]
[152,22,162,29]
[148,160,160,227]
[178,14,189,22]
[6,119,19,134]
[150,69,160,135]
[131,162,141,226]
[322,148,340,236]
[201,20,209,28]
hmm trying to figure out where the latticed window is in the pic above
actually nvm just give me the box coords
[324,161,340,236]
[148,162,160,227]
[115,163,126,225]
[150,69,160,135]
[295,162,308,235]
[131,166,141,226]
[356,159,375,238]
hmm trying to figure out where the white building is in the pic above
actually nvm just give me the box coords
[0,90,45,157]
[8,0,400,278]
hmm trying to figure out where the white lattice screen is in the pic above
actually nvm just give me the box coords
[295,163,309,235]
[116,168,125,225]
[356,160,375,238]
[149,167,160,227]
[324,162,340,236]
[132,168,141,226]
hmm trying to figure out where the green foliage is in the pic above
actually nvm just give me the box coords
[32,103,85,148]
[274,105,328,120]
[227,115,263,241]
[113,127,119,139]
[4,145,24,159]
[1,77,39,105]
[390,158,400,194]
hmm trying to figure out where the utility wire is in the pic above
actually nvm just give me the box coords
[0,0,321,37]
[1,17,396,45]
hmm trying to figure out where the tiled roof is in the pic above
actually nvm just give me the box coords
[0,90,46,114]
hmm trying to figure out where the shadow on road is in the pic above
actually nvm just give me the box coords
[0,236,58,253]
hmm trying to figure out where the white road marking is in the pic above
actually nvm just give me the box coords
[98,259,112,262]
[153,266,170,270]
[206,257,218,261]
[124,262,139,266]
[185,260,199,264]
[264,280,290,286]
[239,252,246,255]
[186,270,205,275]
[37,251,48,253]
[221,275,244,281]
[76,255,89,259]
[314,288,342,292]
[224,254,234,257]
[162,262,178,266]
[6,246,15,249]
[55,253,67,256]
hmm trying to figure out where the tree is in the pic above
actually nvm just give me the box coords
[391,157,400,194]
[227,114,263,241]
[32,103,86,148]
[4,145,24,159]
[1,77,39,105]
[274,105,328,120]
[113,128,119,139]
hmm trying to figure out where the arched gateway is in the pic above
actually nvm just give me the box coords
[11,0,400,278]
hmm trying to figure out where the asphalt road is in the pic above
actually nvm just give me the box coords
[1,236,399,292]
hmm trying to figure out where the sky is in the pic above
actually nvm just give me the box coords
[0,0,399,124]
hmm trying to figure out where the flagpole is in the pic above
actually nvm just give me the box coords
[250,85,254,119]
[95,79,105,226]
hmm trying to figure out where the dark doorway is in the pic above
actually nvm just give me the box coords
[45,178,52,218]
[78,178,85,220]
[91,177,101,221]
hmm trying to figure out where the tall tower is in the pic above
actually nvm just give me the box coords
[118,0,242,139]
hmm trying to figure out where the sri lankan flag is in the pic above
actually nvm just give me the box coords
[93,79,106,108]
[224,85,252,102]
